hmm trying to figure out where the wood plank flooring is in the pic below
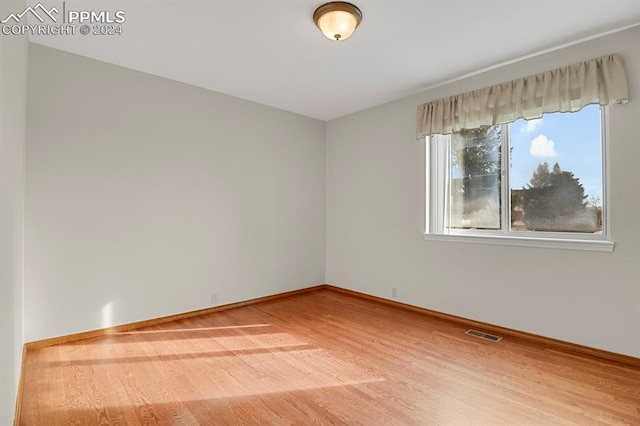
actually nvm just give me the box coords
[18,289,640,425]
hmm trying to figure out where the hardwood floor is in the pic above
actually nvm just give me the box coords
[18,289,640,425]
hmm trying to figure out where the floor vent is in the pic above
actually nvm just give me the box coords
[465,329,502,342]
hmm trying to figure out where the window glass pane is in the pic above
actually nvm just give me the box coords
[509,105,603,233]
[449,126,502,230]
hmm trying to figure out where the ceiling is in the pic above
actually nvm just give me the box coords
[29,0,640,121]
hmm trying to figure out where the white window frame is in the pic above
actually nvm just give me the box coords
[424,107,614,252]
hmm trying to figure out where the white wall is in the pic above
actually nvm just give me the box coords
[25,45,326,342]
[326,27,640,357]
[0,0,28,422]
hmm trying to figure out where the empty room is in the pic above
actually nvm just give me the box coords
[2,1,640,424]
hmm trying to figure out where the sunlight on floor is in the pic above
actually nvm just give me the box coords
[46,325,386,408]
[120,324,273,333]
[56,325,332,363]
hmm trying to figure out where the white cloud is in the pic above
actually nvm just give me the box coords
[523,118,542,133]
[529,134,557,158]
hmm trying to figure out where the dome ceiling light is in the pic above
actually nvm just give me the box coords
[313,2,362,41]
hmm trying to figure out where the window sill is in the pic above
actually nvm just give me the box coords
[423,233,614,252]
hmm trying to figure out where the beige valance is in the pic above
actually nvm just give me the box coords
[416,53,629,138]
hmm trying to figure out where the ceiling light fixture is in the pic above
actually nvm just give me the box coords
[313,2,362,41]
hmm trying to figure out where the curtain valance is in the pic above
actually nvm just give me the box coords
[416,53,628,138]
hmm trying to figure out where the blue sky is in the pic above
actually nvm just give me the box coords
[509,104,603,204]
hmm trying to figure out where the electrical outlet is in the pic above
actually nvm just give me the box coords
[392,287,398,298]
[213,292,220,303]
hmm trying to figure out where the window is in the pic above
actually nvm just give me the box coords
[426,105,613,251]
[418,54,627,251]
